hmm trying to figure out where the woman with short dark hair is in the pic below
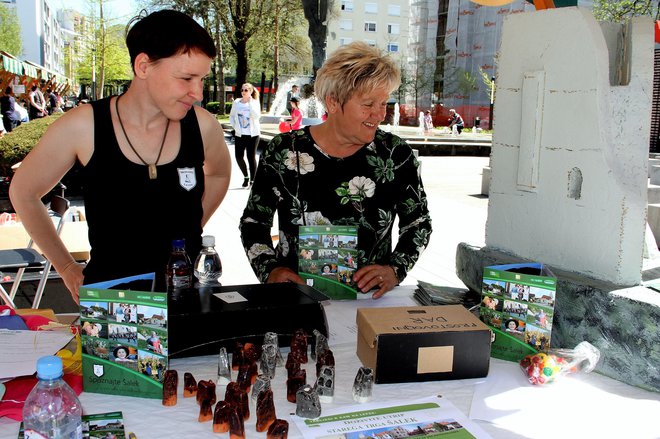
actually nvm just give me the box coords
[10,10,232,299]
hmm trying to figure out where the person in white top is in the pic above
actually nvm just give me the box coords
[229,83,261,187]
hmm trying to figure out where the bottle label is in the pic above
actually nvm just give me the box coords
[172,274,191,288]
[24,424,82,439]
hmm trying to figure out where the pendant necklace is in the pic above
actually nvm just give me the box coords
[115,94,170,180]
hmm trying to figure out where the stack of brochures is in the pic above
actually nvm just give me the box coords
[414,280,480,308]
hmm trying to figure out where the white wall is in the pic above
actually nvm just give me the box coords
[486,8,653,286]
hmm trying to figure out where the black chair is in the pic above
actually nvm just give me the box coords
[0,195,73,308]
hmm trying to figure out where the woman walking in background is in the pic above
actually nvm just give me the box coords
[230,83,261,187]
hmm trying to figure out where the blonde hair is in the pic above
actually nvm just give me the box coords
[242,83,260,100]
[315,41,400,108]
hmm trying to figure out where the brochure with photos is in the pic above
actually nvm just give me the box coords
[79,273,167,399]
[298,225,359,300]
[480,263,556,362]
[18,411,126,438]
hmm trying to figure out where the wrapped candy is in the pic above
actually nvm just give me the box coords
[519,341,600,385]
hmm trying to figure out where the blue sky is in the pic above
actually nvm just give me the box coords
[52,0,141,24]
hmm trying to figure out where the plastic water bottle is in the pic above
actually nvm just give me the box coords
[194,235,222,286]
[166,238,192,290]
[22,355,82,439]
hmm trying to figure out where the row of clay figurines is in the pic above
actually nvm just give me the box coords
[160,329,374,437]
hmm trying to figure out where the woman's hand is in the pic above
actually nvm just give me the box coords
[267,267,305,285]
[59,261,84,304]
[353,264,398,299]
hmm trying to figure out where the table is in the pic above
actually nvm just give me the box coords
[1,288,659,438]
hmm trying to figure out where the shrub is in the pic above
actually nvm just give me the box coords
[0,113,65,175]
[205,101,220,114]
[225,102,232,114]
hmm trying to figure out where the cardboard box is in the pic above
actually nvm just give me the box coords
[168,282,329,358]
[480,263,556,362]
[356,305,491,384]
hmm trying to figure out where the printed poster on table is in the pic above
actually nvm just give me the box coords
[291,395,492,439]
[298,225,359,300]
[480,263,556,362]
[79,273,167,399]
[18,411,126,438]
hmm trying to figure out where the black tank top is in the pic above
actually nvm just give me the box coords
[83,97,204,289]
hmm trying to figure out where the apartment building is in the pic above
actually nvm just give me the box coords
[326,0,410,63]
[8,0,66,76]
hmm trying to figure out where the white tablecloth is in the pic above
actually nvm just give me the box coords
[1,288,659,439]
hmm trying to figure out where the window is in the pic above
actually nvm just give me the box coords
[388,23,400,35]
[364,39,376,47]
[364,22,377,32]
[387,43,399,53]
[365,3,378,13]
[339,19,353,30]
[340,37,353,46]
[388,5,401,16]
[341,1,354,12]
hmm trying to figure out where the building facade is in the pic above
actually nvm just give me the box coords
[326,0,410,63]
[8,0,66,76]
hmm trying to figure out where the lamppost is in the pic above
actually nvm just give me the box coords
[488,76,495,130]
[92,48,96,101]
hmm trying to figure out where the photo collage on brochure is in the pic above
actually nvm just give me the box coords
[480,278,555,351]
[19,411,127,439]
[80,297,168,383]
[298,225,359,293]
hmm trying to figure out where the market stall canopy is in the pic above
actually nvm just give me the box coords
[656,20,660,43]
[1,53,23,76]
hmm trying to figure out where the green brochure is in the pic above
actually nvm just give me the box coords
[79,273,167,399]
[480,263,556,362]
[298,225,359,300]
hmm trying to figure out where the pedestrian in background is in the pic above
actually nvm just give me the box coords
[229,82,261,187]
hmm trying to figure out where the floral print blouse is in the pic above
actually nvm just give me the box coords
[239,126,432,283]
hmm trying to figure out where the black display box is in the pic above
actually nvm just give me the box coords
[168,283,329,358]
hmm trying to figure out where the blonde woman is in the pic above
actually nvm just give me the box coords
[229,83,261,187]
[239,42,432,299]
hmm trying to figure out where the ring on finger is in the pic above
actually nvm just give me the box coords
[378,275,384,282]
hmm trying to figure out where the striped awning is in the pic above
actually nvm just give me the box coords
[2,56,23,75]
[22,62,38,79]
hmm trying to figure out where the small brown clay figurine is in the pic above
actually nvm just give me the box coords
[225,381,250,420]
[184,372,198,397]
[267,419,289,439]
[290,328,308,363]
[228,404,245,439]
[196,379,217,406]
[198,398,213,422]
[162,369,178,406]
[213,401,234,433]
[286,368,306,403]
[256,388,276,432]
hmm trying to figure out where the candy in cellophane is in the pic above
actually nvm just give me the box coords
[519,341,600,385]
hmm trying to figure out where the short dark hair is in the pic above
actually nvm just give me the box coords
[5,87,11,95]
[125,9,216,73]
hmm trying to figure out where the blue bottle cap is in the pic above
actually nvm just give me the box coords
[172,239,185,248]
[36,356,63,380]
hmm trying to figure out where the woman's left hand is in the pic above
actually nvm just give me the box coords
[353,264,398,299]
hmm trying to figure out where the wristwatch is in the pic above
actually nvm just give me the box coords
[390,265,403,284]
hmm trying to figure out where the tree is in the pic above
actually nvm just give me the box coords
[0,3,22,56]
[147,0,228,111]
[73,0,131,99]
[593,0,660,21]
[218,0,268,89]
[301,0,331,78]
